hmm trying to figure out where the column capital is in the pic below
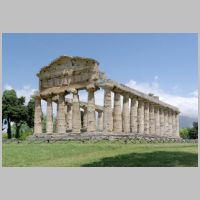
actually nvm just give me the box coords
[122,92,129,98]
[101,83,114,91]
[86,84,99,92]
[32,93,41,100]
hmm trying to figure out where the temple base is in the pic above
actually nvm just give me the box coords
[28,132,185,143]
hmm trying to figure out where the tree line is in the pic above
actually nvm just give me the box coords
[180,122,198,139]
[2,89,35,139]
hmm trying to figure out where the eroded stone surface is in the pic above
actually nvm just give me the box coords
[32,55,180,138]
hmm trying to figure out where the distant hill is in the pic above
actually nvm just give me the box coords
[179,115,198,128]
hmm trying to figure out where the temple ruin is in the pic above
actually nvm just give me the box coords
[32,55,180,138]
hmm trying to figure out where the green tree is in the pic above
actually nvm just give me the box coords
[12,96,28,138]
[188,122,198,139]
[2,90,19,139]
[26,99,35,128]
[180,128,189,139]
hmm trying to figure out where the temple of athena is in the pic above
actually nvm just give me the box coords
[32,55,180,138]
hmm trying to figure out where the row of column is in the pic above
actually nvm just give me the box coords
[103,87,179,137]
[34,88,179,137]
[34,90,103,135]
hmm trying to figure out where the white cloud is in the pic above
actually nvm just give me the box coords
[126,80,198,118]
[16,86,37,104]
[4,84,37,105]
[5,84,13,90]
[154,75,159,81]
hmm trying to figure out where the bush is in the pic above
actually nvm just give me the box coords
[188,127,198,139]
[180,128,189,139]
[11,123,33,140]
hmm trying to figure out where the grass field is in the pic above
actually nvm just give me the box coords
[2,141,198,167]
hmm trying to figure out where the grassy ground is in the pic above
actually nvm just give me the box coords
[2,141,198,167]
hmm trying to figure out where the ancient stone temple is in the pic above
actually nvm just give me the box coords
[32,55,180,138]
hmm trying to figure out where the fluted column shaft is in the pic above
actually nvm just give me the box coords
[113,93,122,132]
[149,104,155,135]
[34,97,42,135]
[164,109,169,135]
[144,101,150,134]
[83,107,88,129]
[175,113,180,137]
[103,87,113,132]
[155,105,160,135]
[57,93,66,134]
[168,110,173,136]
[130,98,138,133]
[46,96,53,134]
[72,91,81,133]
[160,108,165,136]
[137,99,144,134]
[172,111,176,136]
[122,94,130,133]
[87,89,96,132]
[98,111,103,131]
[66,104,72,131]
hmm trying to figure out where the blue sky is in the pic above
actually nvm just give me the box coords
[2,33,198,117]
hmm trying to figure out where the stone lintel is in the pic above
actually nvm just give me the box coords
[97,79,180,113]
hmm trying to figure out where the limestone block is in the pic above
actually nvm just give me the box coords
[137,99,144,134]
[149,103,155,134]
[159,108,165,136]
[98,111,103,131]
[164,109,169,135]
[113,93,122,132]
[144,101,150,134]
[122,94,130,133]
[57,93,66,134]
[130,97,138,133]
[66,104,72,130]
[175,113,180,137]
[34,97,42,135]
[172,111,177,136]
[46,96,53,134]
[103,87,113,132]
[87,88,96,132]
[72,91,81,133]
[154,105,160,135]
[168,110,173,136]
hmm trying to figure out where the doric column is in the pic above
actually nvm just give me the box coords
[66,104,72,131]
[57,92,66,134]
[164,109,169,136]
[122,93,130,133]
[72,90,81,133]
[46,95,53,134]
[144,101,150,134]
[160,107,165,136]
[149,103,155,135]
[137,98,144,134]
[130,97,138,133]
[87,87,97,132]
[172,111,176,136]
[82,106,88,129]
[175,112,180,137]
[103,87,113,132]
[98,111,103,131]
[34,96,42,135]
[113,92,122,132]
[154,105,160,136]
[168,110,173,136]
